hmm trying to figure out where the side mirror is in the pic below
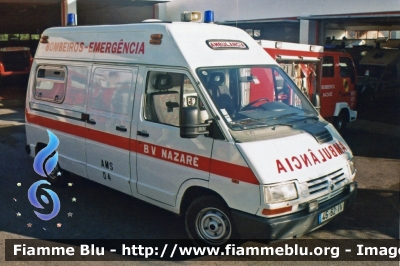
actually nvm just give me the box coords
[180,107,210,138]
[312,93,321,113]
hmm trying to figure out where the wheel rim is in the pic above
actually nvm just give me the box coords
[195,207,232,244]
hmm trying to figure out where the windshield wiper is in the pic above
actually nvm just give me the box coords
[271,113,319,121]
[231,118,266,128]
[271,112,298,120]
[265,123,293,129]
[231,118,294,130]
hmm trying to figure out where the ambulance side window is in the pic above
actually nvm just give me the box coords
[64,66,88,107]
[144,71,207,127]
[34,67,66,103]
[89,68,133,114]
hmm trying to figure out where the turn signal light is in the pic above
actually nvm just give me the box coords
[262,206,292,215]
[40,35,49,44]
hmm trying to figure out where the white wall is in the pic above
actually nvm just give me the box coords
[163,0,400,22]
[78,5,153,25]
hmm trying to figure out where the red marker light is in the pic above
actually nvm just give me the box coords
[150,34,163,45]
[262,206,292,215]
[40,35,49,44]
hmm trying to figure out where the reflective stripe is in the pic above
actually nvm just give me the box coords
[26,110,259,185]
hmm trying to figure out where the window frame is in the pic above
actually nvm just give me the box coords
[34,65,67,104]
[88,67,135,115]
[63,65,90,109]
[339,57,355,84]
[143,69,209,128]
[322,56,335,78]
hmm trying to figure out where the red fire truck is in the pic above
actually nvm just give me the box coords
[0,47,32,84]
[259,40,357,131]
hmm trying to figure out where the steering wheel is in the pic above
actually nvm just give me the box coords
[242,98,270,111]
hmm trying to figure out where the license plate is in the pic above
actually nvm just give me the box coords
[318,202,344,224]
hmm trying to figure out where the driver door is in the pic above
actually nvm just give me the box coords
[133,69,213,206]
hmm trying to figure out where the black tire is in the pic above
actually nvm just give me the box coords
[333,111,347,132]
[35,145,66,186]
[35,164,65,186]
[45,163,65,186]
[185,195,239,246]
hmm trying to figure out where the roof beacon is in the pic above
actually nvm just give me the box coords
[181,11,202,22]
[67,13,77,26]
[204,10,214,23]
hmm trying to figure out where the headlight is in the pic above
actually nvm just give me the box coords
[264,182,298,204]
[349,157,356,175]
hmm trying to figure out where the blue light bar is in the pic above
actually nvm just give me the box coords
[67,13,76,26]
[204,10,214,23]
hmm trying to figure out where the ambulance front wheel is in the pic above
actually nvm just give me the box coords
[185,195,239,246]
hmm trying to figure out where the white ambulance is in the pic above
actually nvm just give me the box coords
[25,14,357,246]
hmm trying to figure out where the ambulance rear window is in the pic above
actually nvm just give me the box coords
[34,67,66,103]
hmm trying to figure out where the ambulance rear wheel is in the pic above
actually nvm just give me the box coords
[185,195,238,246]
[46,164,65,186]
[35,144,66,186]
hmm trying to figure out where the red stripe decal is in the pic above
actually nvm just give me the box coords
[26,111,86,139]
[210,159,259,185]
[87,128,129,150]
[26,111,259,185]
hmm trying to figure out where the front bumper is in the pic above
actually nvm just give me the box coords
[231,182,357,240]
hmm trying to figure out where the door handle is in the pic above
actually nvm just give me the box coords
[116,126,127,132]
[137,130,149,137]
[87,119,96,125]
[82,113,96,125]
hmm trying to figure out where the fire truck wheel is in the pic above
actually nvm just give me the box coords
[334,111,347,132]
[185,195,239,246]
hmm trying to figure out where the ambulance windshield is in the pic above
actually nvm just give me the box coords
[197,66,319,131]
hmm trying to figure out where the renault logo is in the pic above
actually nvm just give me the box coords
[330,182,335,190]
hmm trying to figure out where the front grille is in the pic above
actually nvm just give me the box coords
[304,168,347,203]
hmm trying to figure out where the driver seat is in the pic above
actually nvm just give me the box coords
[208,72,235,116]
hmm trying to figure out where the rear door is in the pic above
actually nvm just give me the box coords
[27,64,90,178]
[85,65,138,195]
